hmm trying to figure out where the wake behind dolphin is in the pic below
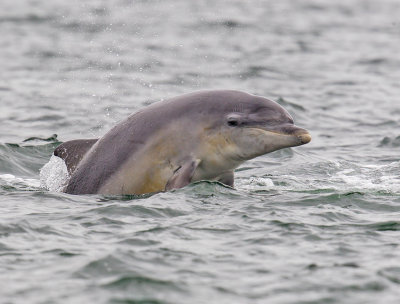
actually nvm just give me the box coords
[50,90,311,195]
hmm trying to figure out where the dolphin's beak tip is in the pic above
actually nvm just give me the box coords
[298,133,311,145]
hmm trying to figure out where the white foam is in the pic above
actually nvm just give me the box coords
[0,174,40,189]
[237,161,400,194]
[333,162,400,194]
[238,176,275,191]
[39,155,70,192]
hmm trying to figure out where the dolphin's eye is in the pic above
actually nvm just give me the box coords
[227,118,240,127]
[227,114,242,127]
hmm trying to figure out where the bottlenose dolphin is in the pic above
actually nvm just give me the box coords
[54,90,311,195]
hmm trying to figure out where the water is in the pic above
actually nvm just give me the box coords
[1,0,400,303]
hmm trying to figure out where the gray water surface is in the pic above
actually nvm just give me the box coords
[1,0,400,303]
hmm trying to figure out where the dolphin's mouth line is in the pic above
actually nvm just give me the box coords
[246,127,312,144]
[246,126,303,136]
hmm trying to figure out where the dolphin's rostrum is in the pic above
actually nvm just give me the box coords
[54,90,311,195]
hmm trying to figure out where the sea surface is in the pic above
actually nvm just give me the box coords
[1,0,400,303]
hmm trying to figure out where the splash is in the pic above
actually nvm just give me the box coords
[333,162,400,194]
[0,174,40,189]
[238,176,275,192]
[238,160,400,195]
[39,155,69,192]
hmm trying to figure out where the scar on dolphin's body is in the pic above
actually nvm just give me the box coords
[52,90,311,195]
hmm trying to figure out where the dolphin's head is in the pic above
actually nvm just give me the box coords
[201,91,311,164]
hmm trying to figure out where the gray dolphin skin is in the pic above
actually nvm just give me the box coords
[55,90,311,195]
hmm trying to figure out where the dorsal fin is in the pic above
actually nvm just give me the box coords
[54,139,98,175]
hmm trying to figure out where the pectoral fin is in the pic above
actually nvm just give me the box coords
[165,159,200,191]
[217,171,234,187]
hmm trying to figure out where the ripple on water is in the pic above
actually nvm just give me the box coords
[378,267,400,285]
[379,136,400,147]
[75,253,186,303]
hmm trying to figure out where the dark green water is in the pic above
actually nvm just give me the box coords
[1,0,400,303]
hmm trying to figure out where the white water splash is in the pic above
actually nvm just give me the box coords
[0,174,40,189]
[238,176,275,191]
[238,161,400,194]
[39,155,69,192]
[332,162,400,194]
